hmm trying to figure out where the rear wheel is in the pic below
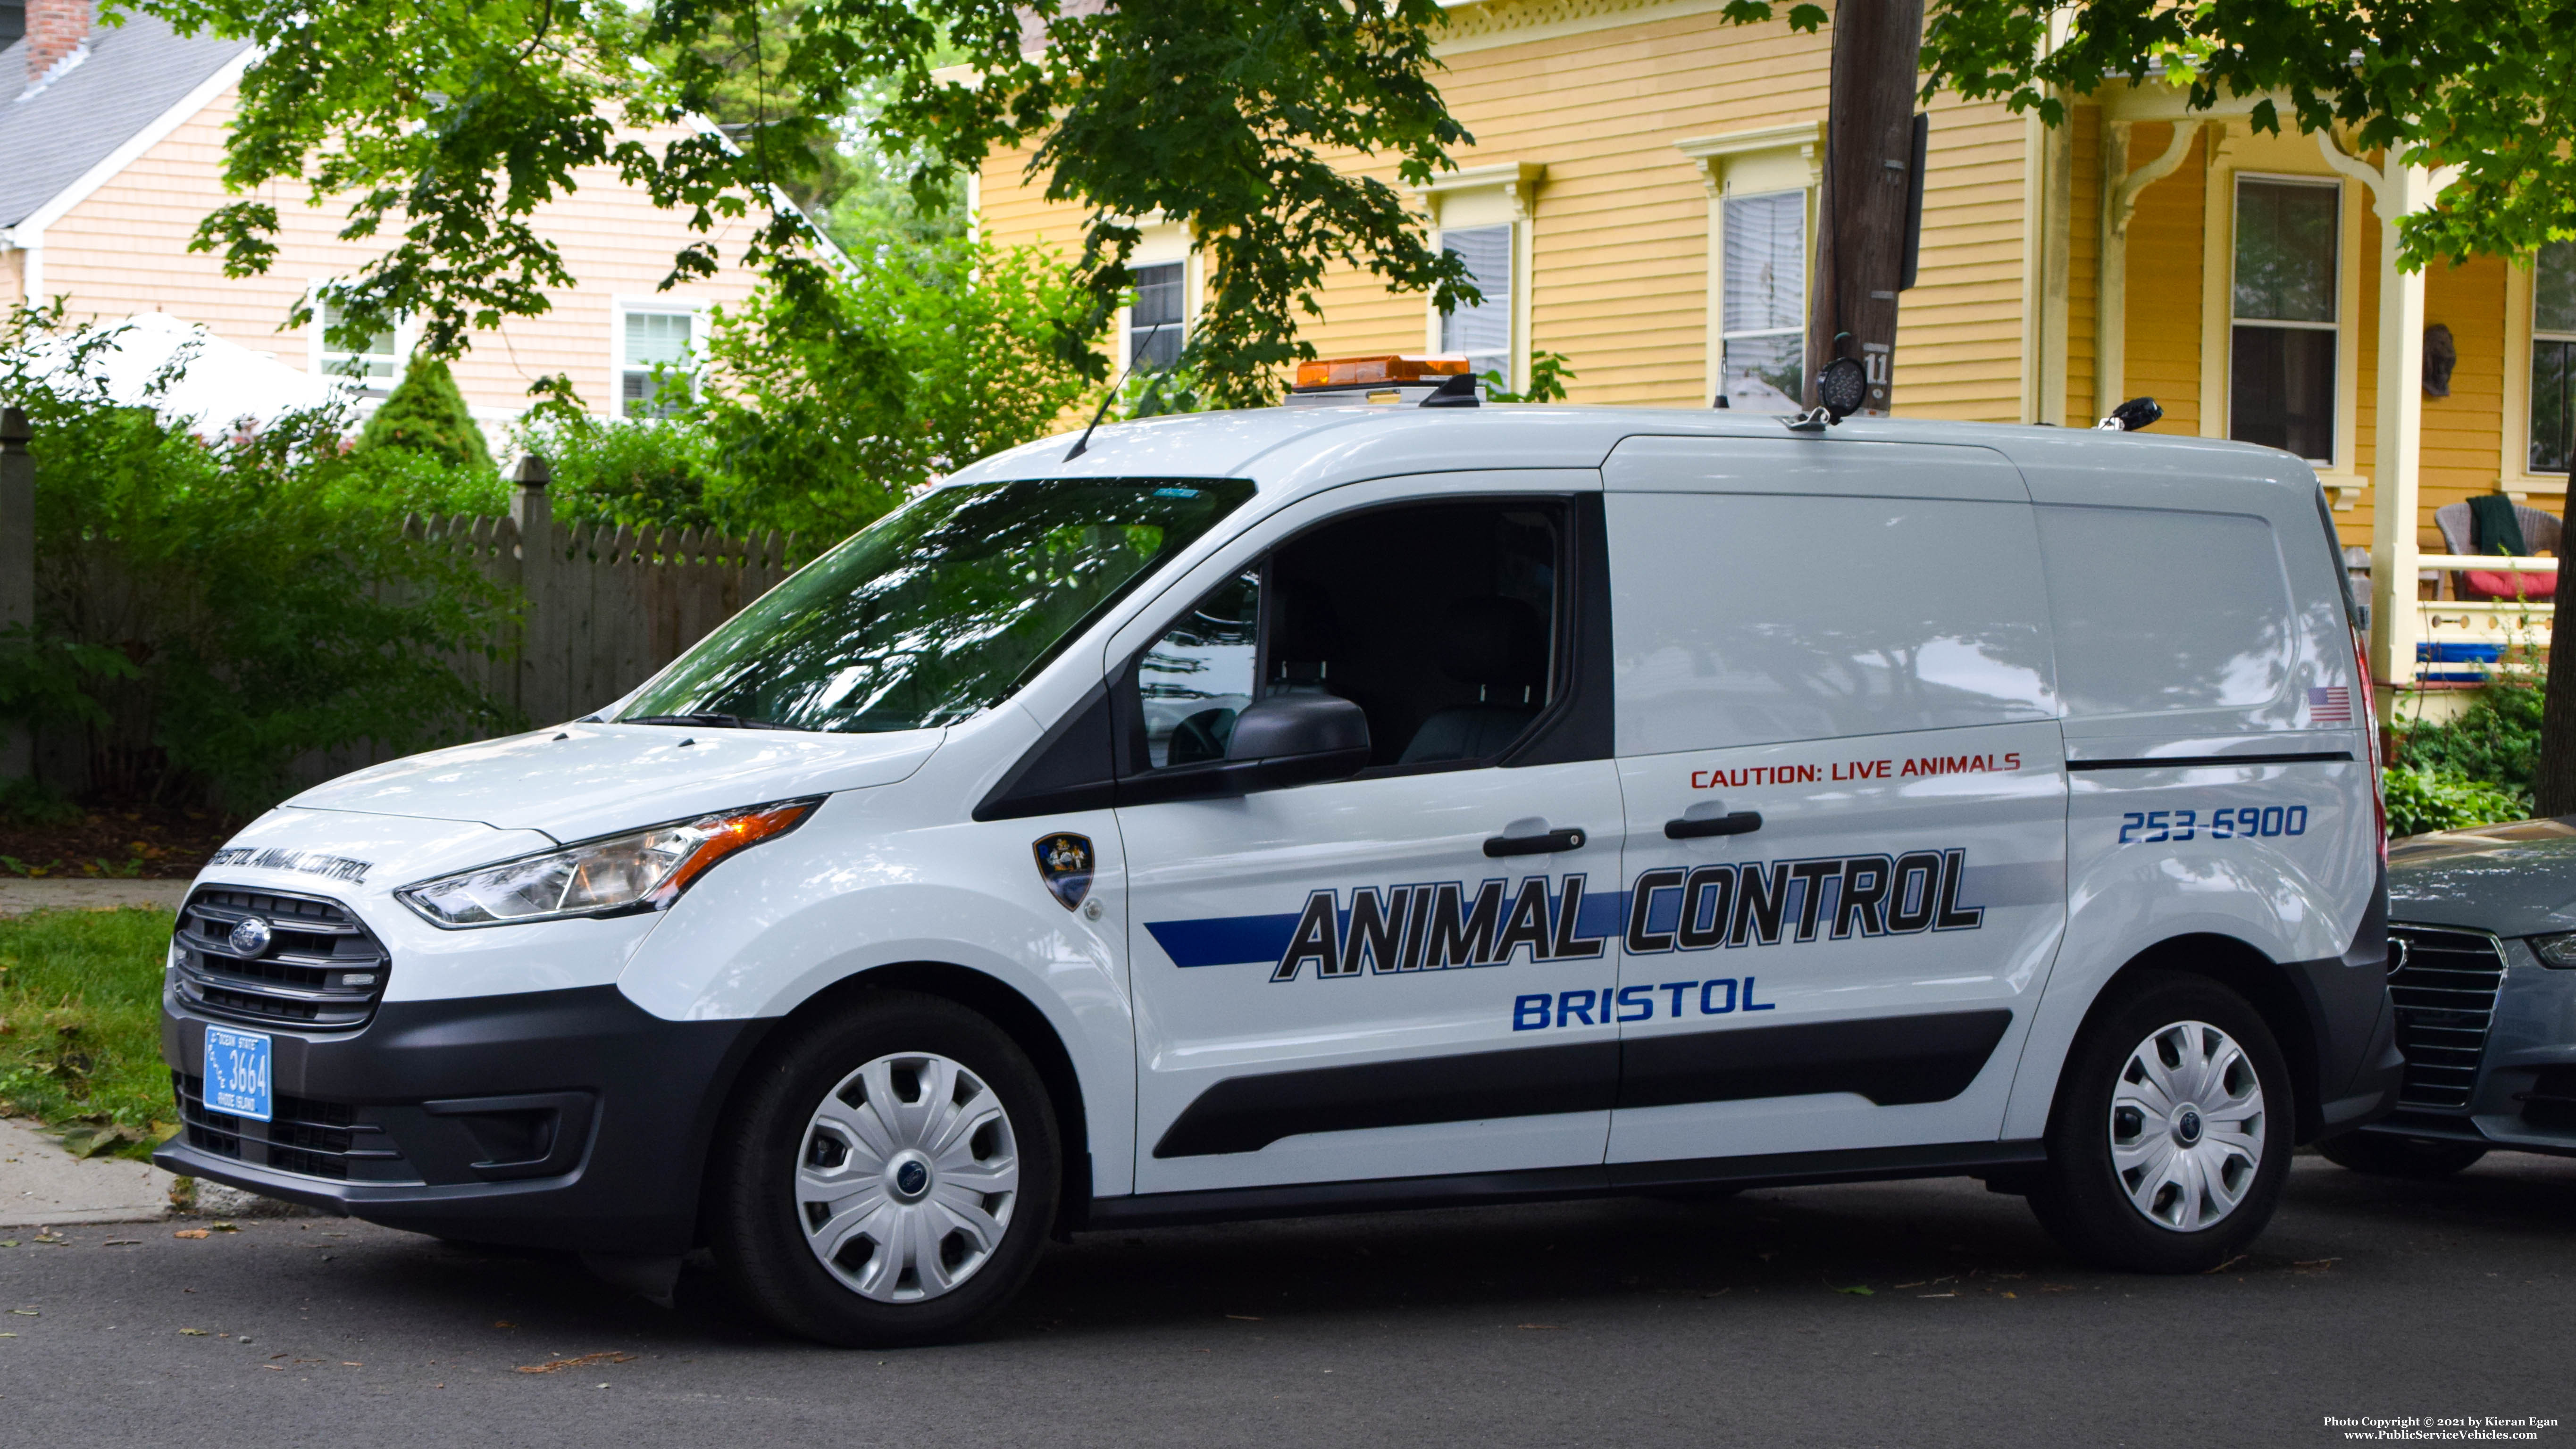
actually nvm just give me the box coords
[710,990,1061,1347]
[2028,972,2293,1273]
[2317,1131,2488,1180]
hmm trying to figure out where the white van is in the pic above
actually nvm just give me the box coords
[157,376,2402,1346]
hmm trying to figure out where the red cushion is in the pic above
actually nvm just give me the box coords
[2464,567,2558,600]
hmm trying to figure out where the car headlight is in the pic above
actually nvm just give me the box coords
[396,798,823,927]
[2531,932,2576,969]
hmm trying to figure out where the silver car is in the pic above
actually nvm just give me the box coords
[2326,818,2576,1177]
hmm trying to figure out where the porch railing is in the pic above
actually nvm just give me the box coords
[2401,554,2556,686]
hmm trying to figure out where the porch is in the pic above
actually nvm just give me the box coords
[2071,83,2568,698]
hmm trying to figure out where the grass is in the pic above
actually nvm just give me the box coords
[0,908,178,1160]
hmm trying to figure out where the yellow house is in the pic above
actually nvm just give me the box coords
[970,0,2571,705]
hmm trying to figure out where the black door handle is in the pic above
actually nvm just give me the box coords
[1484,827,1586,857]
[1665,811,1762,840]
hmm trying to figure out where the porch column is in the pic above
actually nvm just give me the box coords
[2367,160,2432,698]
[2317,132,2454,698]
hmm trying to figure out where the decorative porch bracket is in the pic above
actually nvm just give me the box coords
[2095,120,2203,421]
[2315,130,2462,696]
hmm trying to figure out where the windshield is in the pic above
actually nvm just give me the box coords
[619,478,1256,733]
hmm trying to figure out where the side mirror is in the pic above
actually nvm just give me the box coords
[1222,694,1372,791]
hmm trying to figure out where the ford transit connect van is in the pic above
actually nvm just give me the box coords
[157,387,2401,1345]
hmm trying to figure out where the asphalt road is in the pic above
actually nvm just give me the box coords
[2,1153,2570,1449]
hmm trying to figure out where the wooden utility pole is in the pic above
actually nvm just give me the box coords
[1807,0,1925,416]
[2538,487,2576,817]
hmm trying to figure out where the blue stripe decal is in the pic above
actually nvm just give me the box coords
[1147,913,1305,968]
[1575,888,1625,941]
[1147,886,1633,969]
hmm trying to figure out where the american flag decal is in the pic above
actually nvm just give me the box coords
[2308,686,2353,724]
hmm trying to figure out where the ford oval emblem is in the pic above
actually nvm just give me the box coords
[227,917,274,958]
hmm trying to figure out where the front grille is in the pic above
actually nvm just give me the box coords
[173,887,390,1031]
[175,1073,414,1183]
[2387,924,2508,1110]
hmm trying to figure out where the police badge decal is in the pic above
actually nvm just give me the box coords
[1032,833,1095,910]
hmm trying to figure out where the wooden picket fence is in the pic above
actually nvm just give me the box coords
[410,473,803,730]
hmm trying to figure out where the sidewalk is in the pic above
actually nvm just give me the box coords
[0,1115,177,1226]
[0,878,189,915]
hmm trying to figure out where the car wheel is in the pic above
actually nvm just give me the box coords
[2028,972,2293,1274]
[2317,1131,2488,1180]
[710,990,1061,1348]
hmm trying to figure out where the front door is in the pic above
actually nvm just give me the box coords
[1118,488,1625,1195]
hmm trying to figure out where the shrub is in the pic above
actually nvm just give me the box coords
[2391,674,2543,797]
[0,305,517,813]
[511,410,729,536]
[357,355,495,474]
[2384,764,2533,838]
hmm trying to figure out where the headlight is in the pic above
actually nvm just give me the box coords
[2532,932,2576,969]
[396,798,822,927]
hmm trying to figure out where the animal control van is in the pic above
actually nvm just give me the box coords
[157,367,2402,1346]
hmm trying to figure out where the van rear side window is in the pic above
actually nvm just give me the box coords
[2034,505,2294,717]
[1608,492,2057,753]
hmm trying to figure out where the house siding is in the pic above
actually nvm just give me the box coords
[2120,122,2204,439]
[977,0,2030,417]
[31,85,765,424]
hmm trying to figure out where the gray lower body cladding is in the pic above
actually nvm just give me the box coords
[157,985,767,1255]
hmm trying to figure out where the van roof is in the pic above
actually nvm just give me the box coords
[941,404,2324,502]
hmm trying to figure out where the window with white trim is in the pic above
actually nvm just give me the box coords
[1128,261,1186,370]
[621,308,697,418]
[2229,176,2341,463]
[2531,240,2576,475]
[315,296,400,395]
[1439,224,1514,384]
[1719,191,1807,412]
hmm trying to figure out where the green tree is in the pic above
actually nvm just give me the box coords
[357,355,494,473]
[514,229,1100,545]
[140,0,1475,408]
[691,229,1102,540]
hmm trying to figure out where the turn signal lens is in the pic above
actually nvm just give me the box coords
[397,798,822,927]
[1293,354,1472,389]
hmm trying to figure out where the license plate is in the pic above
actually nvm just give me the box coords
[203,1024,273,1122]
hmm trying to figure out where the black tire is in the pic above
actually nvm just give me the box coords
[2027,971,2295,1274]
[709,990,1061,1348]
[2317,1131,2488,1180]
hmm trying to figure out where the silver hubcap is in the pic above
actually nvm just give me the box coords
[2110,1019,2267,1232]
[795,1052,1019,1302]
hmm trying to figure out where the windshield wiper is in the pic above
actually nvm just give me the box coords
[618,712,806,732]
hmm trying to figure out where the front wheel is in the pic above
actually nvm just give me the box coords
[710,990,1062,1348]
[2317,1131,2488,1180]
[2028,972,2294,1273]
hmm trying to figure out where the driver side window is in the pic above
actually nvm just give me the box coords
[1128,498,1569,777]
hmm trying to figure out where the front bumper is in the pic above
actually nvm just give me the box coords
[2358,934,2576,1157]
[156,985,768,1253]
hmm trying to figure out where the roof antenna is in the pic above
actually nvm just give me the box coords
[1065,357,1138,462]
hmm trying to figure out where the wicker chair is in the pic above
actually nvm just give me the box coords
[2433,500,2562,600]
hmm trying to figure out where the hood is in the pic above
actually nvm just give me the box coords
[284,723,943,844]
[2388,816,2576,937]
[201,808,559,899]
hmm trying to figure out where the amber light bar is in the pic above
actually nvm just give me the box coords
[1293,354,1473,390]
